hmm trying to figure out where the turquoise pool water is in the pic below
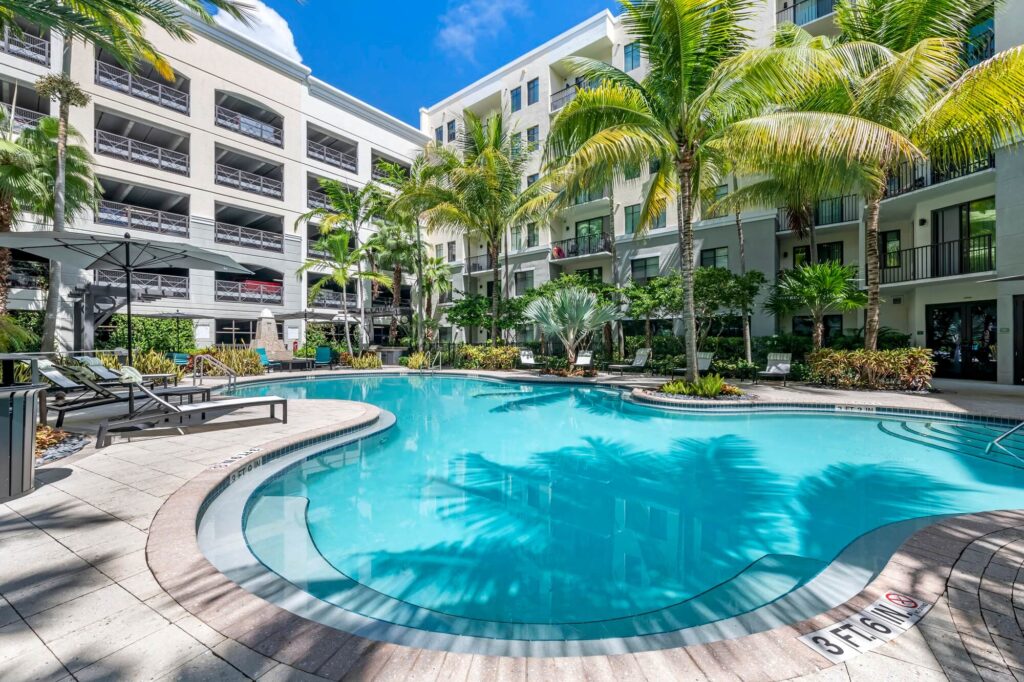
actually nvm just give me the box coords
[227,375,1024,642]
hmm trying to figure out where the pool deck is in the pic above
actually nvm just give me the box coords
[1,370,1023,681]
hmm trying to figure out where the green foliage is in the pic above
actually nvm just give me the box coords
[406,351,430,370]
[9,311,43,341]
[660,375,742,399]
[808,348,935,390]
[96,350,183,382]
[350,353,383,370]
[711,358,757,380]
[0,315,38,352]
[767,263,868,348]
[97,315,195,354]
[186,346,264,377]
[458,345,520,370]
[525,287,621,362]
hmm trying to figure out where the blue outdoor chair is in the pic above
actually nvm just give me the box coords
[255,347,281,372]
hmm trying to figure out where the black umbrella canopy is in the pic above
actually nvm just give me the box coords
[277,310,339,321]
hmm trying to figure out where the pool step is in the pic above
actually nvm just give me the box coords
[878,420,1024,469]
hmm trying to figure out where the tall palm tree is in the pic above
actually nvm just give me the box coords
[766,262,868,349]
[546,0,822,381]
[297,231,389,356]
[297,178,389,346]
[420,255,453,321]
[725,2,1024,349]
[365,220,419,345]
[412,112,554,341]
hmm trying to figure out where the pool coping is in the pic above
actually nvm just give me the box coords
[148,373,1024,678]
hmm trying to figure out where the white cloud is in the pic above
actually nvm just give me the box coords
[215,0,303,64]
[437,0,529,62]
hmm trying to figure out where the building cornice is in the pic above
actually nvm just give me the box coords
[308,78,429,146]
[181,14,311,81]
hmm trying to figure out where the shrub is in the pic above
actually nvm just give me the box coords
[97,350,185,382]
[406,351,430,370]
[350,353,383,370]
[712,358,757,380]
[185,346,265,376]
[659,374,741,399]
[808,348,934,391]
[458,345,519,370]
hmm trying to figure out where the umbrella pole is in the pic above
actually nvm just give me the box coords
[124,239,134,414]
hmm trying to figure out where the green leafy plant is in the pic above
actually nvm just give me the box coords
[96,315,195,354]
[406,351,430,370]
[96,350,184,382]
[525,287,620,364]
[183,346,264,377]
[350,353,383,370]
[766,263,868,349]
[660,374,741,399]
[458,345,520,370]
[808,348,935,391]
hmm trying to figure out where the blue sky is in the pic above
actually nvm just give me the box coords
[214,0,621,127]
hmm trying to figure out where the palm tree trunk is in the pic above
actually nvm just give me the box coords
[354,228,367,351]
[489,241,500,342]
[813,314,825,350]
[863,196,882,350]
[809,223,818,264]
[677,153,700,383]
[389,265,401,344]
[415,219,425,353]
[735,201,752,364]
[40,95,70,353]
[342,297,354,356]
[503,228,510,343]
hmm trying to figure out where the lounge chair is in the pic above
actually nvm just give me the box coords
[255,347,281,372]
[608,348,652,376]
[574,350,594,370]
[314,346,334,370]
[165,352,190,367]
[755,353,792,386]
[96,368,287,448]
[672,352,714,377]
[519,349,542,373]
[75,356,175,387]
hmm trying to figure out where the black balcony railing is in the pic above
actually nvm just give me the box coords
[966,23,995,67]
[214,222,284,253]
[9,261,47,289]
[97,200,189,237]
[886,155,994,199]
[306,139,357,172]
[215,106,283,147]
[776,0,836,26]
[0,26,49,65]
[95,130,189,175]
[95,62,189,113]
[551,232,613,260]
[776,194,861,232]
[881,235,995,285]
[551,78,600,111]
[467,253,497,274]
[215,164,283,199]
[311,290,358,308]
[215,280,283,305]
[96,270,189,298]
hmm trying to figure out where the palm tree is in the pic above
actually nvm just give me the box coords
[726,2,1024,349]
[412,112,554,341]
[525,287,621,364]
[419,255,453,322]
[297,231,390,356]
[365,220,419,345]
[546,0,820,381]
[766,262,868,349]
[297,178,389,346]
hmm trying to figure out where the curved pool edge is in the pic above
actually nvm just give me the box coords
[146,375,1024,673]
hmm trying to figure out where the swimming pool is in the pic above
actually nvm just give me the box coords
[200,374,1024,653]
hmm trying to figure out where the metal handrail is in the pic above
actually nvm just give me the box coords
[307,189,330,209]
[306,139,357,172]
[215,105,283,146]
[214,163,283,199]
[95,130,190,175]
[192,354,236,388]
[97,200,190,237]
[0,26,49,65]
[214,221,284,252]
[94,62,189,113]
[95,270,190,299]
[214,279,283,305]
[986,422,1024,463]
[0,103,45,132]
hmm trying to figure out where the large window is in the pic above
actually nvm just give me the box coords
[625,204,641,235]
[932,196,996,276]
[880,230,901,268]
[624,42,641,71]
[515,270,534,296]
[447,120,456,142]
[653,208,667,230]
[793,314,844,342]
[526,125,540,150]
[527,223,538,248]
[700,246,728,269]
[434,243,443,259]
[577,267,603,283]
[215,318,280,346]
[510,86,522,113]
[434,126,443,143]
[794,241,844,266]
[576,217,604,239]
[447,241,456,262]
[512,226,522,252]
[631,257,659,284]
[527,78,539,105]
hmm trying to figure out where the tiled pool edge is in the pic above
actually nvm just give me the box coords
[145,385,1024,678]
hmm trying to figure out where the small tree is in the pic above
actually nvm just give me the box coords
[623,277,674,351]
[766,262,868,349]
[525,287,621,363]
[444,294,493,339]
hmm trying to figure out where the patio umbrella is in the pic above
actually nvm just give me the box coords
[148,311,208,352]
[0,231,251,365]
[277,310,338,321]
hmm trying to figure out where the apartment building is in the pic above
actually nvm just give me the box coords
[3,15,427,349]
[420,2,1024,385]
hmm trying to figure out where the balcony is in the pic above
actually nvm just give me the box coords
[95,130,189,175]
[307,189,329,209]
[96,270,189,299]
[214,222,283,253]
[881,235,995,285]
[306,139,356,172]
[0,26,49,65]
[94,62,189,113]
[311,290,357,308]
[551,233,613,260]
[886,155,994,199]
[466,253,497,274]
[967,21,995,67]
[97,200,189,237]
[551,78,600,112]
[9,261,47,289]
[776,0,836,26]
[573,186,608,205]
[0,103,45,132]
[215,164,283,199]
[215,280,283,305]
[777,195,861,232]
[216,106,282,147]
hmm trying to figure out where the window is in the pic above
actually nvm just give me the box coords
[512,226,522,252]
[880,230,901,268]
[447,120,456,142]
[649,159,661,175]
[515,270,534,296]
[511,132,522,155]
[794,241,844,266]
[486,280,496,298]
[527,125,540,150]
[576,217,604,239]
[527,78,539,105]
[700,247,728,269]
[577,267,603,282]
[510,86,522,112]
[706,184,728,218]
[932,196,996,274]
[527,223,538,248]
[624,42,641,71]
[625,204,641,235]
[631,257,659,284]
[793,315,844,342]
[624,163,640,181]
[447,241,456,263]
[527,173,539,186]
[434,126,443,143]
[653,208,667,230]
[434,244,443,259]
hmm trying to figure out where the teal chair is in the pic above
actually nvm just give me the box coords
[255,347,281,372]
[314,346,334,370]
[165,352,189,367]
